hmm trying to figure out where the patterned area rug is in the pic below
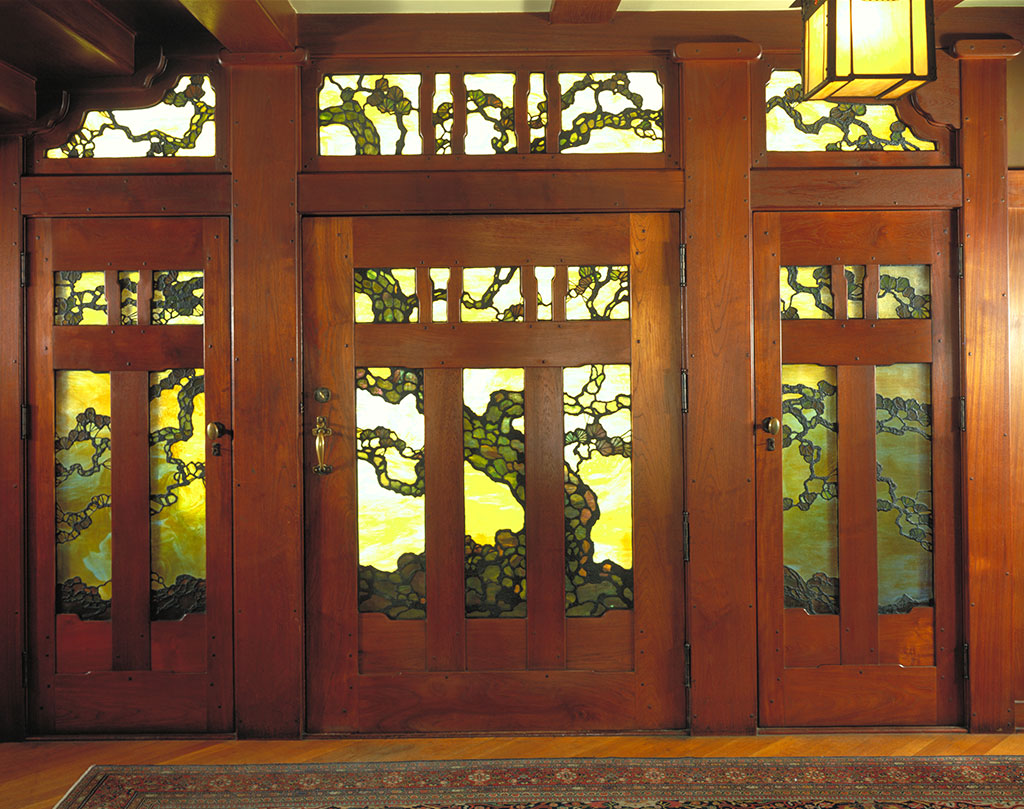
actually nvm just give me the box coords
[55,757,1024,809]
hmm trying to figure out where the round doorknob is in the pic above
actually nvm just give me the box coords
[206,421,228,440]
[761,416,781,435]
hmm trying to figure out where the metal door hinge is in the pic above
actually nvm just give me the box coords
[682,511,690,562]
[681,370,689,414]
[21,404,30,440]
[683,642,692,688]
[959,397,966,432]
[20,252,28,287]
[962,642,969,680]
[679,244,687,287]
[957,243,964,279]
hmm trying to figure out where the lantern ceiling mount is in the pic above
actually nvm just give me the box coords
[803,0,937,101]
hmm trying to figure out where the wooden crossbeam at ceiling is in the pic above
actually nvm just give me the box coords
[0,59,35,123]
[177,0,297,52]
[934,0,965,17]
[549,0,621,24]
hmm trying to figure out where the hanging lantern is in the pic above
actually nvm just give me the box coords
[802,0,936,100]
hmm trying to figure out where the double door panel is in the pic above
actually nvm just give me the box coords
[27,217,232,733]
[754,210,961,727]
[304,213,685,732]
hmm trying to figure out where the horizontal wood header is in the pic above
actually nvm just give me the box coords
[672,42,762,62]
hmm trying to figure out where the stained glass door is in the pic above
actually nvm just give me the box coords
[27,218,232,733]
[304,214,685,732]
[754,210,962,727]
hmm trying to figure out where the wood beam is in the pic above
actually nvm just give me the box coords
[933,0,963,17]
[25,0,134,75]
[0,60,34,123]
[549,0,620,24]
[178,0,296,52]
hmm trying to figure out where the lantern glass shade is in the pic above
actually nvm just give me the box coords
[802,0,935,101]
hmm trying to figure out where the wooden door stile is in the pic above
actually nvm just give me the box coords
[1011,208,1024,717]
[303,218,359,733]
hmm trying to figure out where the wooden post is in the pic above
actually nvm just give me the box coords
[674,42,761,734]
[225,51,305,737]
[0,137,25,740]
[953,37,1022,733]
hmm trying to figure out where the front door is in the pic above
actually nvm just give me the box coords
[754,210,962,727]
[303,213,685,732]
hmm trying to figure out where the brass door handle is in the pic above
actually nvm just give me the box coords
[312,416,333,475]
[206,421,230,440]
[761,416,781,435]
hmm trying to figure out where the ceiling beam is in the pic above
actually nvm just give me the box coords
[178,0,297,52]
[933,0,963,17]
[0,59,34,123]
[549,0,621,24]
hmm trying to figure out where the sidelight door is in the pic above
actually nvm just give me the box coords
[26,217,232,733]
[754,210,962,728]
[303,213,685,733]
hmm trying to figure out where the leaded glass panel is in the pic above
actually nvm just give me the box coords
[429,268,449,322]
[528,73,547,153]
[782,364,839,614]
[566,266,629,321]
[780,265,834,320]
[535,266,554,321]
[558,72,663,154]
[564,364,633,617]
[356,367,426,619]
[433,73,453,155]
[465,73,516,154]
[878,264,931,319]
[48,75,215,159]
[464,368,525,618]
[461,267,523,322]
[152,271,204,325]
[119,272,140,325]
[846,265,866,319]
[55,271,107,326]
[319,74,422,156]
[56,370,112,619]
[355,268,419,324]
[876,363,933,613]
[149,369,206,620]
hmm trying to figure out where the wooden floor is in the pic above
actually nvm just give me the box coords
[2,733,1024,809]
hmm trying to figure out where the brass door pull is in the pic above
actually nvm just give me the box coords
[761,416,781,435]
[313,416,333,475]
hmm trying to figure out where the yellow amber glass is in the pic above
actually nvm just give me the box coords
[566,266,629,320]
[461,267,523,322]
[535,266,554,321]
[54,271,107,326]
[429,268,449,322]
[465,73,516,155]
[780,265,834,320]
[878,264,930,319]
[118,271,139,325]
[559,72,663,154]
[319,74,422,156]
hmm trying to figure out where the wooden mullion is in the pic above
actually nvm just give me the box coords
[837,364,879,665]
[545,72,561,155]
[522,265,538,322]
[110,371,152,672]
[137,271,153,327]
[420,73,435,157]
[451,73,467,156]
[416,266,432,324]
[515,70,529,156]
[105,270,120,327]
[552,265,568,321]
[831,264,847,321]
[525,366,566,670]
[864,264,879,320]
[424,368,466,671]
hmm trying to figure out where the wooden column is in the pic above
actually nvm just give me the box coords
[0,137,24,740]
[1012,203,1024,730]
[226,51,305,737]
[675,42,761,734]
[954,37,1021,733]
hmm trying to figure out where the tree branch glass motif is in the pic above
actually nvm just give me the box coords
[55,272,107,326]
[429,268,449,322]
[356,366,426,619]
[355,268,419,324]
[152,271,204,325]
[465,73,517,155]
[876,363,933,613]
[766,69,934,152]
[56,371,112,620]
[528,73,547,153]
[566,265,629,321]
[535,266,554,321]
[846,265,866,319]
[878,264,931,319]
[564,364,633,616]
[780,265,834,320]
[118,272,140,325]
[464,368,526,618]
[558,72,663,154]
[48,75,216,159]
[461,267,524,323]
[782,364,839,615]
[319,74,422,156]
[433,74,454,155]
[150,369,206,620]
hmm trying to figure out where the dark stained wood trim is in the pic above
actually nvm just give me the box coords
[28,0,135,75]
[752,169,963,211]
[53,672,208,733]
[228,62,303,737]
[0,137,25,740]
[47,217,207,268]
[51,326,203,370]
[0,60,35,123]
[780,320,932,365]
[680,53,758,735]
[179,0,296,52]
[299,171,684,215]
[1010,170,1024,208]
[21,175,231,217]
[549,0,620,25]
[673,42,762,61]
[1013,209,1024,721]
[958,54,1014,732]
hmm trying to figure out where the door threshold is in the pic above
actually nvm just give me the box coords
[757,726,968,735]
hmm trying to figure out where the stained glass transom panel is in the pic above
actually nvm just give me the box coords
[846,265,866,319]
[566,266,629,320]
[464,368,525,618]
[528,73,547,153]
[558,72,663,154]
[876,363,933,613]
[878,264,931,319]
[55,271,107,326]
[118,272,140,325]
[355,268,419,324]
[149,369,206,620]
[465,73,516,155]
[152,271,204,325]
[48,75,216,159]
[780,265,833,320]
[56,370,112,620]
[433,73,454,155]
[766,70,935,152]
[782,364,839,615]
[564,364,633,617]
[356,367,426,619]
[319,74,422,156]
[461,267,524,322]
